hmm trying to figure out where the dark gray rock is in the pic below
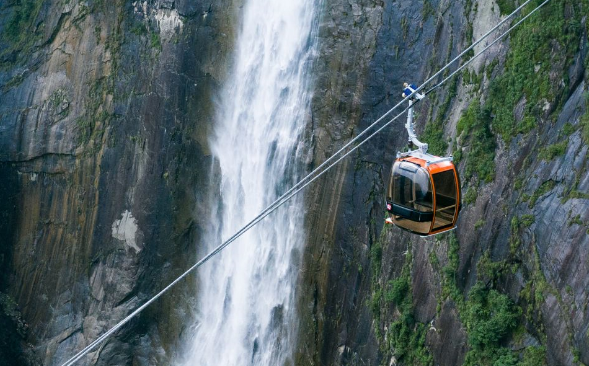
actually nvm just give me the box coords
[299,0,589,365]
[0,0,240,364]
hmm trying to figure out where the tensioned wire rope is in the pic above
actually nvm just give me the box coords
[61,1,550,364]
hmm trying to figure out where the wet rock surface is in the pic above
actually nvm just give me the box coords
[0,0,240,364]
[300,0,589,365]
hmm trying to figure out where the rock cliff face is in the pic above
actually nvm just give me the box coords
[0,0,240,364]
[300,0,589,365]
[1,0,588,365]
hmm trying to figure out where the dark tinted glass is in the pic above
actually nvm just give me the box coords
[432,170,457,230]
[388,161,433,234]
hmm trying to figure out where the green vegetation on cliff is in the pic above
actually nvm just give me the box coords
[0,0,44,68]
[488,0,585,143]
[383,252,432,366]
[3,0,42,39]
[431,231,552,366]
[0,293,33,365]
[369,229,433,366]
[539,140,568,161]
[580,93,589,144]
[371,229,548,366]
[451,0,588,185]
[462,283,521,365]
[422,78,458,156]
[496,0,516,16]
[456,101,495,183]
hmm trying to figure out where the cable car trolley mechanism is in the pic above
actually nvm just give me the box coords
[385,84,461,236]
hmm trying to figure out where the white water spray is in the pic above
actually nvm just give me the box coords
[182,0,317,365]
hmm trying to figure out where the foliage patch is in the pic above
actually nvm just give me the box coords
[488,0,586,143]
[383,251,433,366]
[456,101,496,183]
[368,231,433,365]
[1,0,44,67]
[539,140,568,161]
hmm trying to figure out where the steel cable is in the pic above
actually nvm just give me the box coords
[61,0,550,364]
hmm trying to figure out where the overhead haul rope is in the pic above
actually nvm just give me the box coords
[61,1,550,364]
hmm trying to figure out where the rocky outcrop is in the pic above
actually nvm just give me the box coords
[0,0,240,364]
[296,0,384,364]
[300,0,589,365]
[2,0,588,365]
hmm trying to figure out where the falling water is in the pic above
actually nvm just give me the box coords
[182,0,317,365]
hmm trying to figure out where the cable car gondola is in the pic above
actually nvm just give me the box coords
[385,84,461,236]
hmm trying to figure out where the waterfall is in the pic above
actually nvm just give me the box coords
[182,0,317,365]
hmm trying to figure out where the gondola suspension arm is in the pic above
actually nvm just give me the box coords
[405,100,428,153]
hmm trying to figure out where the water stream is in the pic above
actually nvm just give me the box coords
[182,0,317,364]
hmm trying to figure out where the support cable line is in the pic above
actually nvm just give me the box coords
[61,0,550,364]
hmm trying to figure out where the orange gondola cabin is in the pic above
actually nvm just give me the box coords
[386,151,460,236]
[385,84,461,236]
